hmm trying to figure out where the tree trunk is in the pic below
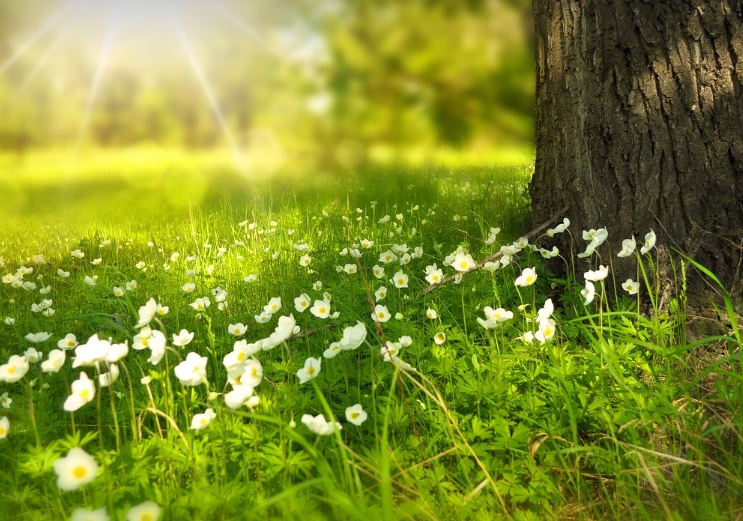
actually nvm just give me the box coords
[529,0,743,303]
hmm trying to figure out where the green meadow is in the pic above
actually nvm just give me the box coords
[0,150,740,520]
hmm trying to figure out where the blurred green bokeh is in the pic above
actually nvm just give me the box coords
[0,0,534,166]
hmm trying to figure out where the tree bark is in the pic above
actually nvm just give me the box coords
[529,0,743,301]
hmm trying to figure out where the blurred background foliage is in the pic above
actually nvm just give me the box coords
[0,0,534,167]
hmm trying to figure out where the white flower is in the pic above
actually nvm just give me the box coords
[57,269,71,278]
[135,298,159,328]
[640,230,656,254]
[391,271,408,288]
[345,404,368,426]
[53,447,98,491]
[539,246,559,259]
[255,311,271,324]
[0,416,8,439]
[189,297,210,311]
[224,384,254,409]
[294,293,311,312]
[190,408,216,430]
[536,299,554,322]
[223,340,261,371]
[622,278,639,295]
[452,252,476,272]
[380,341,401,361]
[297,357,322,384]
[172,329,194,347]
[182,282,196,293]
[24,347,42,363]
[312,280,323,291]
[301,413,341,436]
[583,228,608,245]
[0,393,11,408]
[425,268,443,285]
[106,341,128,363]
[375,286,388,302]
[72,334,111,368]
[339,321,367,350]
[372,265,385,279]
[310,300,330,319]
[0,355,29,383]
[378,250,397,264]
[264,297,282,314]
[535,319,556,344]
[426,308,438,320]
[244,274,258,283]
[514,267,537,287]
[228,323,247,336]
[483,306,514,324]
[98,364,120,387]
[239,358,263,387]
[433,332,446,345]
[125,280,137,291]
[299,254,312,267]
[126,501,161,521]
[372,305,391,323]
[83,276,97,286]
[146,331,167,365]
[617,236,636,258]
[343,263,357,274]
[64,372,96,411]
[25,332,51,343]
[41,349,66,373]
[584,265,609,282]
[323,342,343,359]
[113,287,125,297]
[174,353,208,386]
[581,281,596,305]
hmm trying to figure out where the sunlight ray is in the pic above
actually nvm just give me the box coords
[15,6,86,96]
[74,9,118,156]
[0,0,79,76]
[200,0,284,59]
[169,11,247,172]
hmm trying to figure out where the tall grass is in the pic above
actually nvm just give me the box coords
[0,150,740,520]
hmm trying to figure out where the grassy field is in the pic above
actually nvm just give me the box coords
[0,149,741,520]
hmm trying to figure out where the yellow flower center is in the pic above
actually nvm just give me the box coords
[200,418,207,425]
[142,339,149,347]
[397,279,404,285]
[351,412,358,419]
[8,366,16,374]
[67,340,75,347]
[233,328,240,334]
[141,514,154,521]
[237,352,245,361]
[250,367,258,378]
[307,366,316,375]
[80,389,89,398]
[72,466,87,479]
[460,261,467,269]
[319,307,326,314]
[0,427,6,435]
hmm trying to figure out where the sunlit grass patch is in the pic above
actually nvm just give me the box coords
[0,150,740,520]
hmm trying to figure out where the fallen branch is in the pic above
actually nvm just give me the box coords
[417,206,568,298]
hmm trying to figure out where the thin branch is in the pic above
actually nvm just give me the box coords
[418,206,569,297]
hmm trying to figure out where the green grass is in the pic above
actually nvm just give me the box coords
[0,150,740,520]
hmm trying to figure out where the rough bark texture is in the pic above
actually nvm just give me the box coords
[529,0,743,301]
